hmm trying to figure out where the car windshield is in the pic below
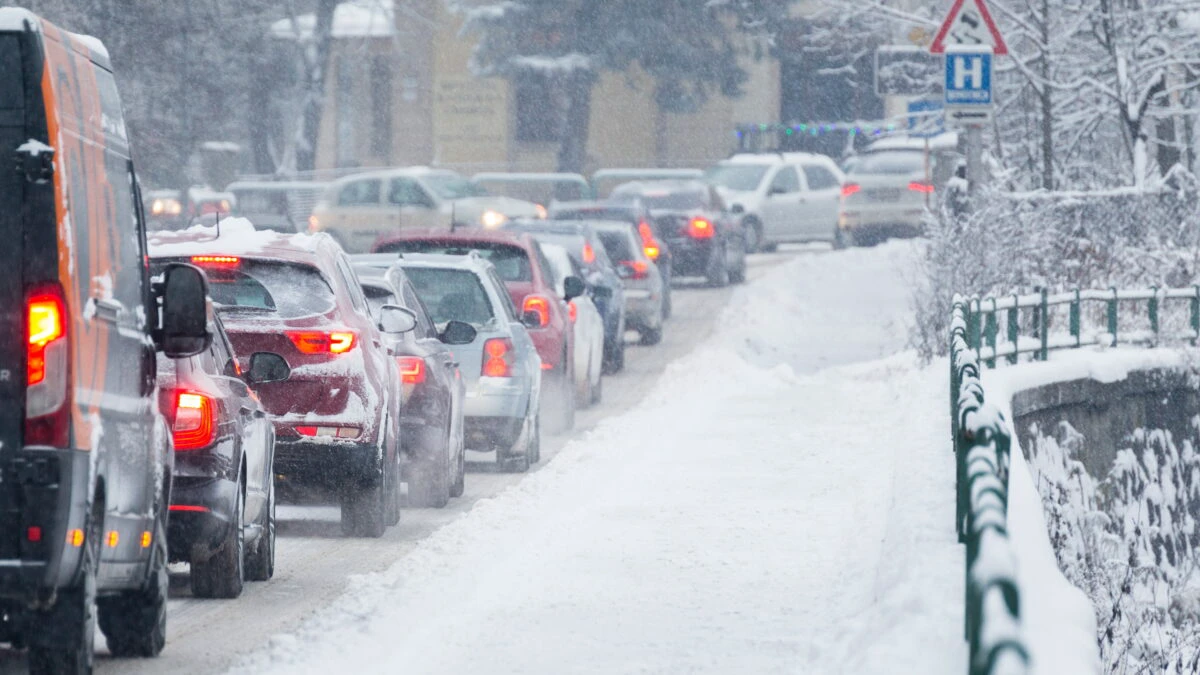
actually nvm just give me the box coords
[611,188,707,210]
[852,151,925,175]
[703,164,769,191]
[597,230,636,262]
[403,267,495,327]
[422,173,488,200]
[382,240,532,282]
[157,260,335,318]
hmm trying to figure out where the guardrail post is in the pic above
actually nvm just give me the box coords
[1070,289,1081,348]
[1108,287,1118,346]
[1007,295,1019,365]
[1149,286,1159,342]
[969,299,981,356]
[1192,286,1199,346]
[1039,288,1049,361]
[984,305,997,369]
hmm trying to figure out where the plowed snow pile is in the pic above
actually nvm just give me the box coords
[230,242,965,674]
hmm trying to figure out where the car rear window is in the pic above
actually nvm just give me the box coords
[382,240,532,283]
[611,189,707,210]
[173,260,336,318]
[403,267,495,327]
[852,152,925,175]
[597,230,636,262]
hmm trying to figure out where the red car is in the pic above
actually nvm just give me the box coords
[150,224,404,538]
[373,229,577,432]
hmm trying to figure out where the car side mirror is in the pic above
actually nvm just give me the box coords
[245,352,290,385]
[563,275,586,302]
[378,305,417,334]
[591,285,613,300]
[521,310,542,329]
[440,320,477,345]
[157,263,211,358]
[730,203,745,214]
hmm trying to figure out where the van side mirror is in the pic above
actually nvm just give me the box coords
[440,320,477,345]
[245,352,290,385]
[563,276,586,302]
[378,305,417,334]
[157,264,211,358]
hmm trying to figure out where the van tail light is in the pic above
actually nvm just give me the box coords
[25,286,70,448]
[568,300,578,323]
[582,242,596,264]
[172,392,217,451]
[841,183,861,198]
[619,261,649,280]
[397,356,426,385]
[522,295,551,328]
[482,338,514,378]
[286,331,356,355]
[687,217,715,239]
[908,181,935,194]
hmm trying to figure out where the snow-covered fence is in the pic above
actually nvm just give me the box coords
[950,299,1030,675]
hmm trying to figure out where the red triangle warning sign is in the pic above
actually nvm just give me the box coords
[929,0,1008,55]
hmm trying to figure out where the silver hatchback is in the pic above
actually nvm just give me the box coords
[397,253,544,472]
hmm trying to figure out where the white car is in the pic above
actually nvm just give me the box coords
[309,167,542,253]
[704,152,844,252]
[540,242,605,406]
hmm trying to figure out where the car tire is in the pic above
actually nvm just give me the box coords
[760,242,779,253]
[340,476,388,538]
[99,504,168,657]
[501,410,534,473]
[591,364,603,405]
[743,218,763,253]
[191,482,245,599]
[449,436,465,498]
[245,478,275,582]
[603,336,625,375]
[409,442,451,509]
[640,323,663,346]
[707,248,730,288]
[834,227,851,250]
[555,365,575,433]
[29,500,100,675]
[662,286,673,319]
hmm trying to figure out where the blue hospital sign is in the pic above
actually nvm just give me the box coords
[944,52,992,106]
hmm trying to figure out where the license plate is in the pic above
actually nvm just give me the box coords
[868,188,901,202]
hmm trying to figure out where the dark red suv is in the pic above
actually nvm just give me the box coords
[150,225,404,537]
[373,229,577,432]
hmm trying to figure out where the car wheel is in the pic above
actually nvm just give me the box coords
[500,411,533,473]
[192,481,245,598]
[100,502,168,656]
[528,413,542,465]
[409,436,451,509]
[706,248,730,288]
[743,217,763,253]
[555,364,575,433]
[340,476,388,538]
[760,242,779,253]
[640,322,663,346]
[834,227,851,250]
[591,362,603,405]
[450,435,465,498]
[602,336,625,375]
[662,286,673,320]
[245,478,275,582]
[29,499,99,674]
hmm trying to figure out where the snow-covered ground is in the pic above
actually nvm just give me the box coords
[228,242,966,674]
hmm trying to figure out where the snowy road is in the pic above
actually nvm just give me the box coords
[79,242,962,674]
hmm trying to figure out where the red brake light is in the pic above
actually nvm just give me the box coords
[637,221,654,244]
[522,295,551,328]
[908,181,935,194]
[568,300,578,323]
[190,255,239,266]
[644,243,661,260]
[286,331,356,355]
[687,217,715,239]
[482,338,514,377]
[841,183,861,198]
[582,242,596,264]
[27,295,65,385]
[397,356,426,385]
[620,261,650,280]
[25,286,70,448]
[173,392,216,451]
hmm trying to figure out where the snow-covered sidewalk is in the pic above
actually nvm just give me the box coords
[231,243,965,674]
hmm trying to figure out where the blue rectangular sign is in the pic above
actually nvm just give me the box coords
[944,52,992,106]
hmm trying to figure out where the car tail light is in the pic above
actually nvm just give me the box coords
[908,181,935,194]
[294,425,360,439]
[25,286,70,447]
[637,222,662,260]
[191,255,239,266]
[582,243,596,264]
[397,356,426,385]
[687,217,715,239]
[27,526,42,543]
[173,392,217,451]
[482,338,514,377]
[522,295,551,328]
[568,300,578,323]
[644,243,660,260]
[286,331,356,355]
[619,261,649,280]
[841,183,861,198]
[308,215,320,233]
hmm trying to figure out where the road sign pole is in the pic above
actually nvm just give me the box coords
[967,125,984,197]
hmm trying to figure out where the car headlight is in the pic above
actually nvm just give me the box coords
[480,209,508,229]
[534,204,548,219]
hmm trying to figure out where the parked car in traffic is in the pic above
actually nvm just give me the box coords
[154,309,289,598]
[502,220,627,374]
[548,200,674,317]
[352,257,473,508]
[308,167,541,252]
[539,243,605,406]
[0,10,214,670]
[610,180,748,286]
[590,220,668,345]
[373,229,580,432]
[703,152,844,251]
[149,222,406,538]
[226,180,330,234]
[397,253,544,472]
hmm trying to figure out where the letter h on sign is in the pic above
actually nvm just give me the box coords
[944,51,992,106]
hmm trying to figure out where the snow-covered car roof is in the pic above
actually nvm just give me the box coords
[147,218,334,264]
[867,132,960,152]
[328,166,460,187]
